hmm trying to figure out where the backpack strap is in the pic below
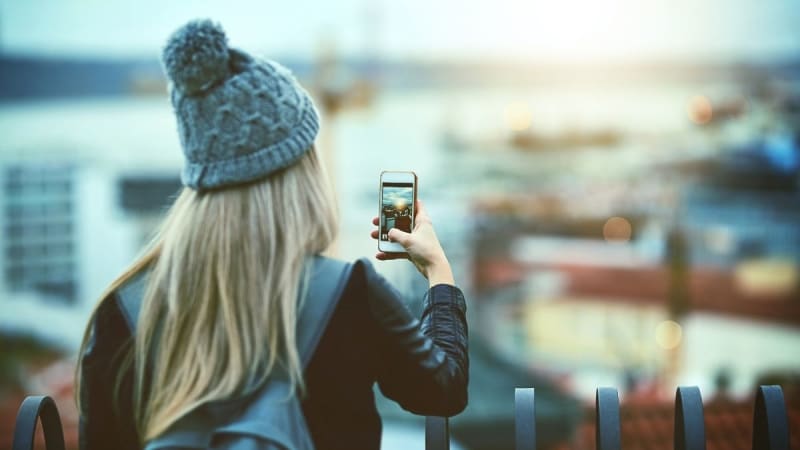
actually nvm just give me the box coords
[116,269,148,332]
[115,256,353,367]
[296,256,352,367]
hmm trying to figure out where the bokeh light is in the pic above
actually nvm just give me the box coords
[504,102,532,132]
[655,320,683,350]
[603,216,632,242]
[688,95,713,125]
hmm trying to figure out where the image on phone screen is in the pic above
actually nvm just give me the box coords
[380,182,414,241]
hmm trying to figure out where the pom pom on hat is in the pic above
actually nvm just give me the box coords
[164,19,321,190]
[162,19,230,95]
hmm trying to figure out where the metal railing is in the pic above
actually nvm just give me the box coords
[11,396,65,450]
[9,385,790,450]
[513,385,790,450]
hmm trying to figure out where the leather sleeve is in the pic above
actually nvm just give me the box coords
[78,295,139,450]
[362,258,469,416]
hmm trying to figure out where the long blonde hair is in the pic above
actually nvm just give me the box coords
[75,148,338,443]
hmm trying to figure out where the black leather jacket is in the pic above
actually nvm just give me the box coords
[79,258,469,450]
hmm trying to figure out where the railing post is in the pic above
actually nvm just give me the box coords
[674,386,705,450]
[515,388,536,450]
[425,416,450,450]
[595,387,621,450]
[12,396,66,450]
[753,385,790,450]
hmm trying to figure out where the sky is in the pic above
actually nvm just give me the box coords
[382,187,413,208]
[0,0,799,62]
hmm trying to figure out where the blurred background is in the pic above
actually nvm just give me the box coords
[1,0,799,449]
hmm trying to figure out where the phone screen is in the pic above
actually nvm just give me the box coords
[380,182,414,241]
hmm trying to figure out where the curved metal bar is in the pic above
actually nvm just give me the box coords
[752,385,790,450]
[515,388,536,450]
[425,416,450,450]
[595,387,621,450]
[12,396,66,450]
[674,386,705,450]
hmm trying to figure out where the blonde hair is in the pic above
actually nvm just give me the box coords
[75,148,338,443]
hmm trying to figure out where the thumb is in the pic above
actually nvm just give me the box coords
[387,228,412,247]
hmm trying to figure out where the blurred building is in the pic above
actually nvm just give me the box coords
[683,136,800,267]
[0,159,179,349]
[471,175,800,401]
[1,163,81,302]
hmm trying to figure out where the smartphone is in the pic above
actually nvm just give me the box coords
[378,171,418,253]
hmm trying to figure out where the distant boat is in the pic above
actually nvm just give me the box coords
[441,126,623,153]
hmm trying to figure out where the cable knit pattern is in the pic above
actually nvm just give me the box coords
[163,20,320,190]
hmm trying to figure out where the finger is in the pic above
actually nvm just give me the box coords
[375,252,409,261]
[370,229,379,240]
[414,199,431,222]
[372,216,379,226]
[415,198,425,212]
[387,228,412,246]
[415,199,427,217]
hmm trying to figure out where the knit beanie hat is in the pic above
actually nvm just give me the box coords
[162,19,320,191]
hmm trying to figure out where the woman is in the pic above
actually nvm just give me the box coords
[75,19,468,450]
